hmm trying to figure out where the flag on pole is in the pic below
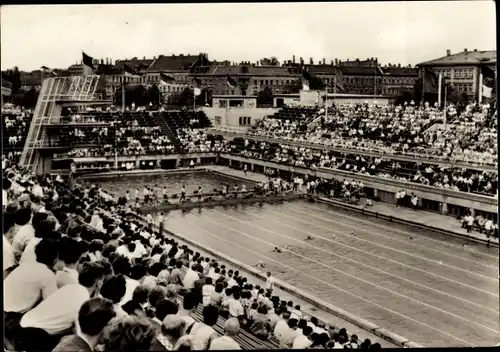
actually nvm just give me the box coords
[82,52,95,76]
[159,72,175,85]
[192,77,202,96]
[422,67,439,93]
[40,66,57,76]
[123,64,142,79]
[226,74,237,89]
[302,70,311,91]
[480,65,495,99]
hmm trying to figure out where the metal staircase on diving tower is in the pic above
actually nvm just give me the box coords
[19,75,103,173]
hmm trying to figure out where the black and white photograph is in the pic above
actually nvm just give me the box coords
[1,1,498,350]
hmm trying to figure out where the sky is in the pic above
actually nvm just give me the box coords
[1,1,496,72]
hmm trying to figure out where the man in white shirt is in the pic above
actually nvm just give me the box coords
[293,325,313,349]
[274,312,291,340]
[19,261,106,343]
[222,291,244,319]
[4,239,59,315]
[279,318,299,349]
[209,318,241,350]
[484,218,493,238]
[12,207,35,261]
[183,264,200,290]
[55,237,83,288]
[265,272,275,294]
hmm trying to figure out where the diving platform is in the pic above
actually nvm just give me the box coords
[135,192,309,213]
[19,75,111,174]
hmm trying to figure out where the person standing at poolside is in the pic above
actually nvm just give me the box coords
[163,186,168,201]
[197,186,202,202]
[180,185,186,202]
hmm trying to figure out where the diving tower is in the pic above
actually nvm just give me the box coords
[19,75,112,174]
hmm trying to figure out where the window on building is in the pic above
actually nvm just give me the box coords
[219,100,227,108]
[265,80,269,85]
[260,80,264,85]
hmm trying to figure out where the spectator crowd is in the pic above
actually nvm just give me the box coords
[249,101,497,166]
[3,160,381,351]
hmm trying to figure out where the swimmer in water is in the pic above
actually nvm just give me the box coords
[272,247,282,253]
[305,236,313,241]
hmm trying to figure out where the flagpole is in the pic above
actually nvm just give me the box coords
[122,70,125,111]
[421,71,425,106]
[478,72,483,104]
[114,120,118,170]
[437,74,442,108]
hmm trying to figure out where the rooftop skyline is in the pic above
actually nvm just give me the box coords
[1,1,496,72]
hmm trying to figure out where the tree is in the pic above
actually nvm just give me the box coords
[168,87,194,107]
[308,75,325,90]
[11,67,21,94]
[394,89,413,106]
[256,87,274,107]
[113,84,148,107]
[23,88,39,108]
[195,88,212,106]
[147,84,161,105]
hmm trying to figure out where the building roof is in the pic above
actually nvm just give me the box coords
[339,66,384,76]
[114,58,154,71]
[196,64,301,77]
[305,65,339,75]
[381,67,418,77]
[417,50,496,66]
[148,54,203,72]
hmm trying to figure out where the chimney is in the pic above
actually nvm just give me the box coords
[143,56,146,60]
[293,55,296,63]
[330,60,334,65]
[300,57,304,65]
[446,49,451,56]
[464,48,468,53]
[335,58,338,65]
[310,57,313,65]
[398,63,401,68]
[473,49,477,52]
[323,58,326,65]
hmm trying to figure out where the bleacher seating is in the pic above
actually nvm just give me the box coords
[3,162,377,351]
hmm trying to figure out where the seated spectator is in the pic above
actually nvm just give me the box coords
[249,305,271,340]
[279,318,299,348]
[17,261,107,348]
[174,334,205,351]
[293,325,313,348]
[177,292,197,332]
[209,317,241,350]
[156,315,187,350]
[55,237,85,288]
[11,207,35,261]
[52,297,116,352]
[102,315,157,351]
[187,305,219,349]
[100,274,128,319]
[222,290,244,320]
[4,238,60,344]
